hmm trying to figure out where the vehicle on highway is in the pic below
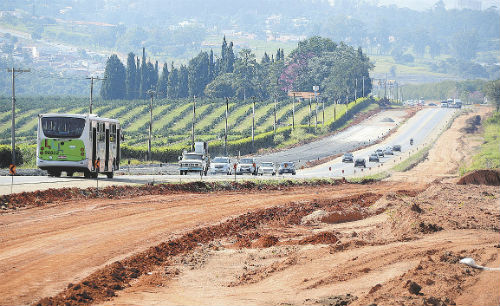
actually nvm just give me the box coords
[410,138,414,145]
[384,147,394,155]
[209,156,232,175]
[257,162,276,176]
[278,162,296,175]
[392,144,401,152]
[342,152,354,163]
[369,154,380,162]
[37,113,122,178]
[179,142,210,175]
[376,149,385,157]
[236,158,258,175]
[354,158,366,167]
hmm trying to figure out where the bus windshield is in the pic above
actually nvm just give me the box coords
[41,117,85,138]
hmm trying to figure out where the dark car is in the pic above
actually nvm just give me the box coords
[354,158,366,168]
[392,144,401,152]
[369,154,379,162]
[376,149,384,157]
[278,162,296,175]
[342,153,354,163]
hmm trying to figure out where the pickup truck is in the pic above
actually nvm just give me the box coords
[178,142,210,175]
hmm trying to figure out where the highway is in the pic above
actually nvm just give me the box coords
[0,107,457,195]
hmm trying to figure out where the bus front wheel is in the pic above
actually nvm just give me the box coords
[48,170,61,177]
[106,172,114,179]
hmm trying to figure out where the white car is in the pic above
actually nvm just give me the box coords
[258,162,276,176]
[236,158,258,175]
[209,156,232,175]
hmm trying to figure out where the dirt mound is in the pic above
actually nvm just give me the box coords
[321,209,366,224]
[252,235,279,248]
[298,232,338,245]
[457,169,500,186]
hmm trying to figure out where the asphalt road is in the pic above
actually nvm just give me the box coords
[0,107,456,195]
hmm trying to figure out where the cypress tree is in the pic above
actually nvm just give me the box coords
[209,49,215,81]
[226,42,235,73]
[100,54,126,100]
[280,49,284,61]
[167,62,179,99]
[135,56,141,96]
[179,65,189,98]
[125,52,136,100]
[139,47,147,98]
[221,36,227,73]
[157,62,169,99]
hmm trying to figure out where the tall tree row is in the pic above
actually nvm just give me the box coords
[101,36,373,101]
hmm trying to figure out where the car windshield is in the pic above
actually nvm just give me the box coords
[344,153,353,156]
[261,162,273,167]
[281,162,294,167]
[184,154,202,160]
[41,117,85,138]
[240,158,254,164]
[213,157,229,163]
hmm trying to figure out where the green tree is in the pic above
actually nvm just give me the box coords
[234,48,257,100]
[100,54,126,100]
[204,73,235,98]
[484,80,500,112]
[167,63,179,99]
[188,51,210,98]
[157,63,169,99]
[179,65,189,98]
[125,52,136,99]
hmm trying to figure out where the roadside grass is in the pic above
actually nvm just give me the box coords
[348,171,390,183]
[392,145,431,172]
[459,112,500,175]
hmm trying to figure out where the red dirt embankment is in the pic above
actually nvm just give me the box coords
[457,169,500,186]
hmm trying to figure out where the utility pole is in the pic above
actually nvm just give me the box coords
[225,97,229,156]
[251,96,256,153]
[354,78,358,102]
[273,97,277,135]
[308,97,311,128]
[191,96,196,151]
[292,92,295,131]
[7,68,30,166]
[147,89,155,161]
[86,76,105,114]
[362,76,365,98]
[322,98,325,127]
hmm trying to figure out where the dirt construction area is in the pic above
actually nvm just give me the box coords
[1,106,499,306]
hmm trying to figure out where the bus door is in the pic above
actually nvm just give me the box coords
[92,122,97,171]
[116,127,121,170]
[105,125,110,172]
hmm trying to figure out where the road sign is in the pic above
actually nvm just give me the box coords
[9,164,16,175]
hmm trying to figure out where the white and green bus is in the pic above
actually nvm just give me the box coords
[37,113,122,178]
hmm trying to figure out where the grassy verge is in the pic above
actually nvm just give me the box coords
[348,171,390,183]
[459,112,500,175]
[392,146,431,172]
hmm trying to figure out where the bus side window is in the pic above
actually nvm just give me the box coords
[110,124,116,143]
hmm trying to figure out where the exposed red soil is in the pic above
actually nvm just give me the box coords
[457,169,500,186]
[32,192,383,306]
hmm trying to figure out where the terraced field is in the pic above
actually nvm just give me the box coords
[2,97,373,157]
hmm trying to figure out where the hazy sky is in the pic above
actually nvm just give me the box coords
[379,0,498,10]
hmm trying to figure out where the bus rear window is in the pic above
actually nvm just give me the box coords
[41,117,85,138]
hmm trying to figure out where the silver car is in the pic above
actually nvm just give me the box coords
[258,162,276,176]
[209,156,232,175]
